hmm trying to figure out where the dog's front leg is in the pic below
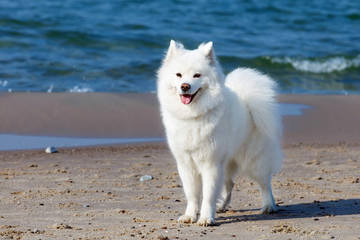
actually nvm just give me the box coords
[177,160,201,224]
[197,163,224,226]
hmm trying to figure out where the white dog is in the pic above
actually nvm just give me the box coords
[157,40,283,226]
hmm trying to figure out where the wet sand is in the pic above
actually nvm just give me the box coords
[0,93,359,144]
[0,93,360,239]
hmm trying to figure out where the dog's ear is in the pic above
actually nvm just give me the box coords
[198,41,215,65]
[165,40,184,62]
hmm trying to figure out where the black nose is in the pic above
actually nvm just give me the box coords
[181,83,191,92]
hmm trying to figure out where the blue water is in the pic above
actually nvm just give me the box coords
[0,134,164,151]
[0,0,359,94]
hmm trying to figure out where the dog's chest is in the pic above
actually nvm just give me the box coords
[166,116,215,151]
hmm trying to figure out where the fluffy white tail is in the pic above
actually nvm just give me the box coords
[225,68,282,140]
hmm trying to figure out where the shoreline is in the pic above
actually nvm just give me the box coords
[0,99,309,151]
[0,93,359,151]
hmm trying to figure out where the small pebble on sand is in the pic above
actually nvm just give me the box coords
[45,146,58,153]
[140,175,154,182]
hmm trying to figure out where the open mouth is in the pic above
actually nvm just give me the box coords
[180,89,200,105]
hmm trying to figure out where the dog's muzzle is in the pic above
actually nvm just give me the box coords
[180,83,200,105]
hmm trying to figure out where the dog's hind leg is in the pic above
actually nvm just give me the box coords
[216,160,237,213]
[252,174,278,214]
[177,159,201,224]
[259,177,277,214]
[216,178,234,213]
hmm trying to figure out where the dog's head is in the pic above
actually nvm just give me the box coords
[157,40,225,119]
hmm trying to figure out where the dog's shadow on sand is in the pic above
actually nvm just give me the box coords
[217,199,360,225]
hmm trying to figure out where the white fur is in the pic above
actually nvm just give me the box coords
[157,40,283,226]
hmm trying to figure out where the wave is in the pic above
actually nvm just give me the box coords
[0,80,8,87]
[44,85,94,93]
[68,85,94,93]
[269,55,360,73]
[218,54,360,94]
[2,54,359,94]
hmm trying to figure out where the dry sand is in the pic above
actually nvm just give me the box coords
[0,93,359,239]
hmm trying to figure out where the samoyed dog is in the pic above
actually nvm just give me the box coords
[157,40,283,226]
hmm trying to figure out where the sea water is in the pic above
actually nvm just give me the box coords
[0,134,164,151]
[0,0,359,94]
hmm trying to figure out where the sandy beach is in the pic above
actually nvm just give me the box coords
[0,93,359,239]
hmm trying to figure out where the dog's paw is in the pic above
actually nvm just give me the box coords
[216,205,227,213]
[216,202,226,213]
[216,208,226,213]
[261,204,278,214]
[197,216,215,226]
[178,215,196,224]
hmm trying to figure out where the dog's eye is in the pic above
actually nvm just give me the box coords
[193,73,201,78]
[176,73,182,78]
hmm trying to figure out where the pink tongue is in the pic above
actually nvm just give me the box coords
[181,94,192,104]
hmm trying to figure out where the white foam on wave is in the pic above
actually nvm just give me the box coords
[0,80,12,92]
[0,80,8,87]
[271,55,360,73]
[47,84,54,93]
[46,85,94,93]
[69,85,93,93]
